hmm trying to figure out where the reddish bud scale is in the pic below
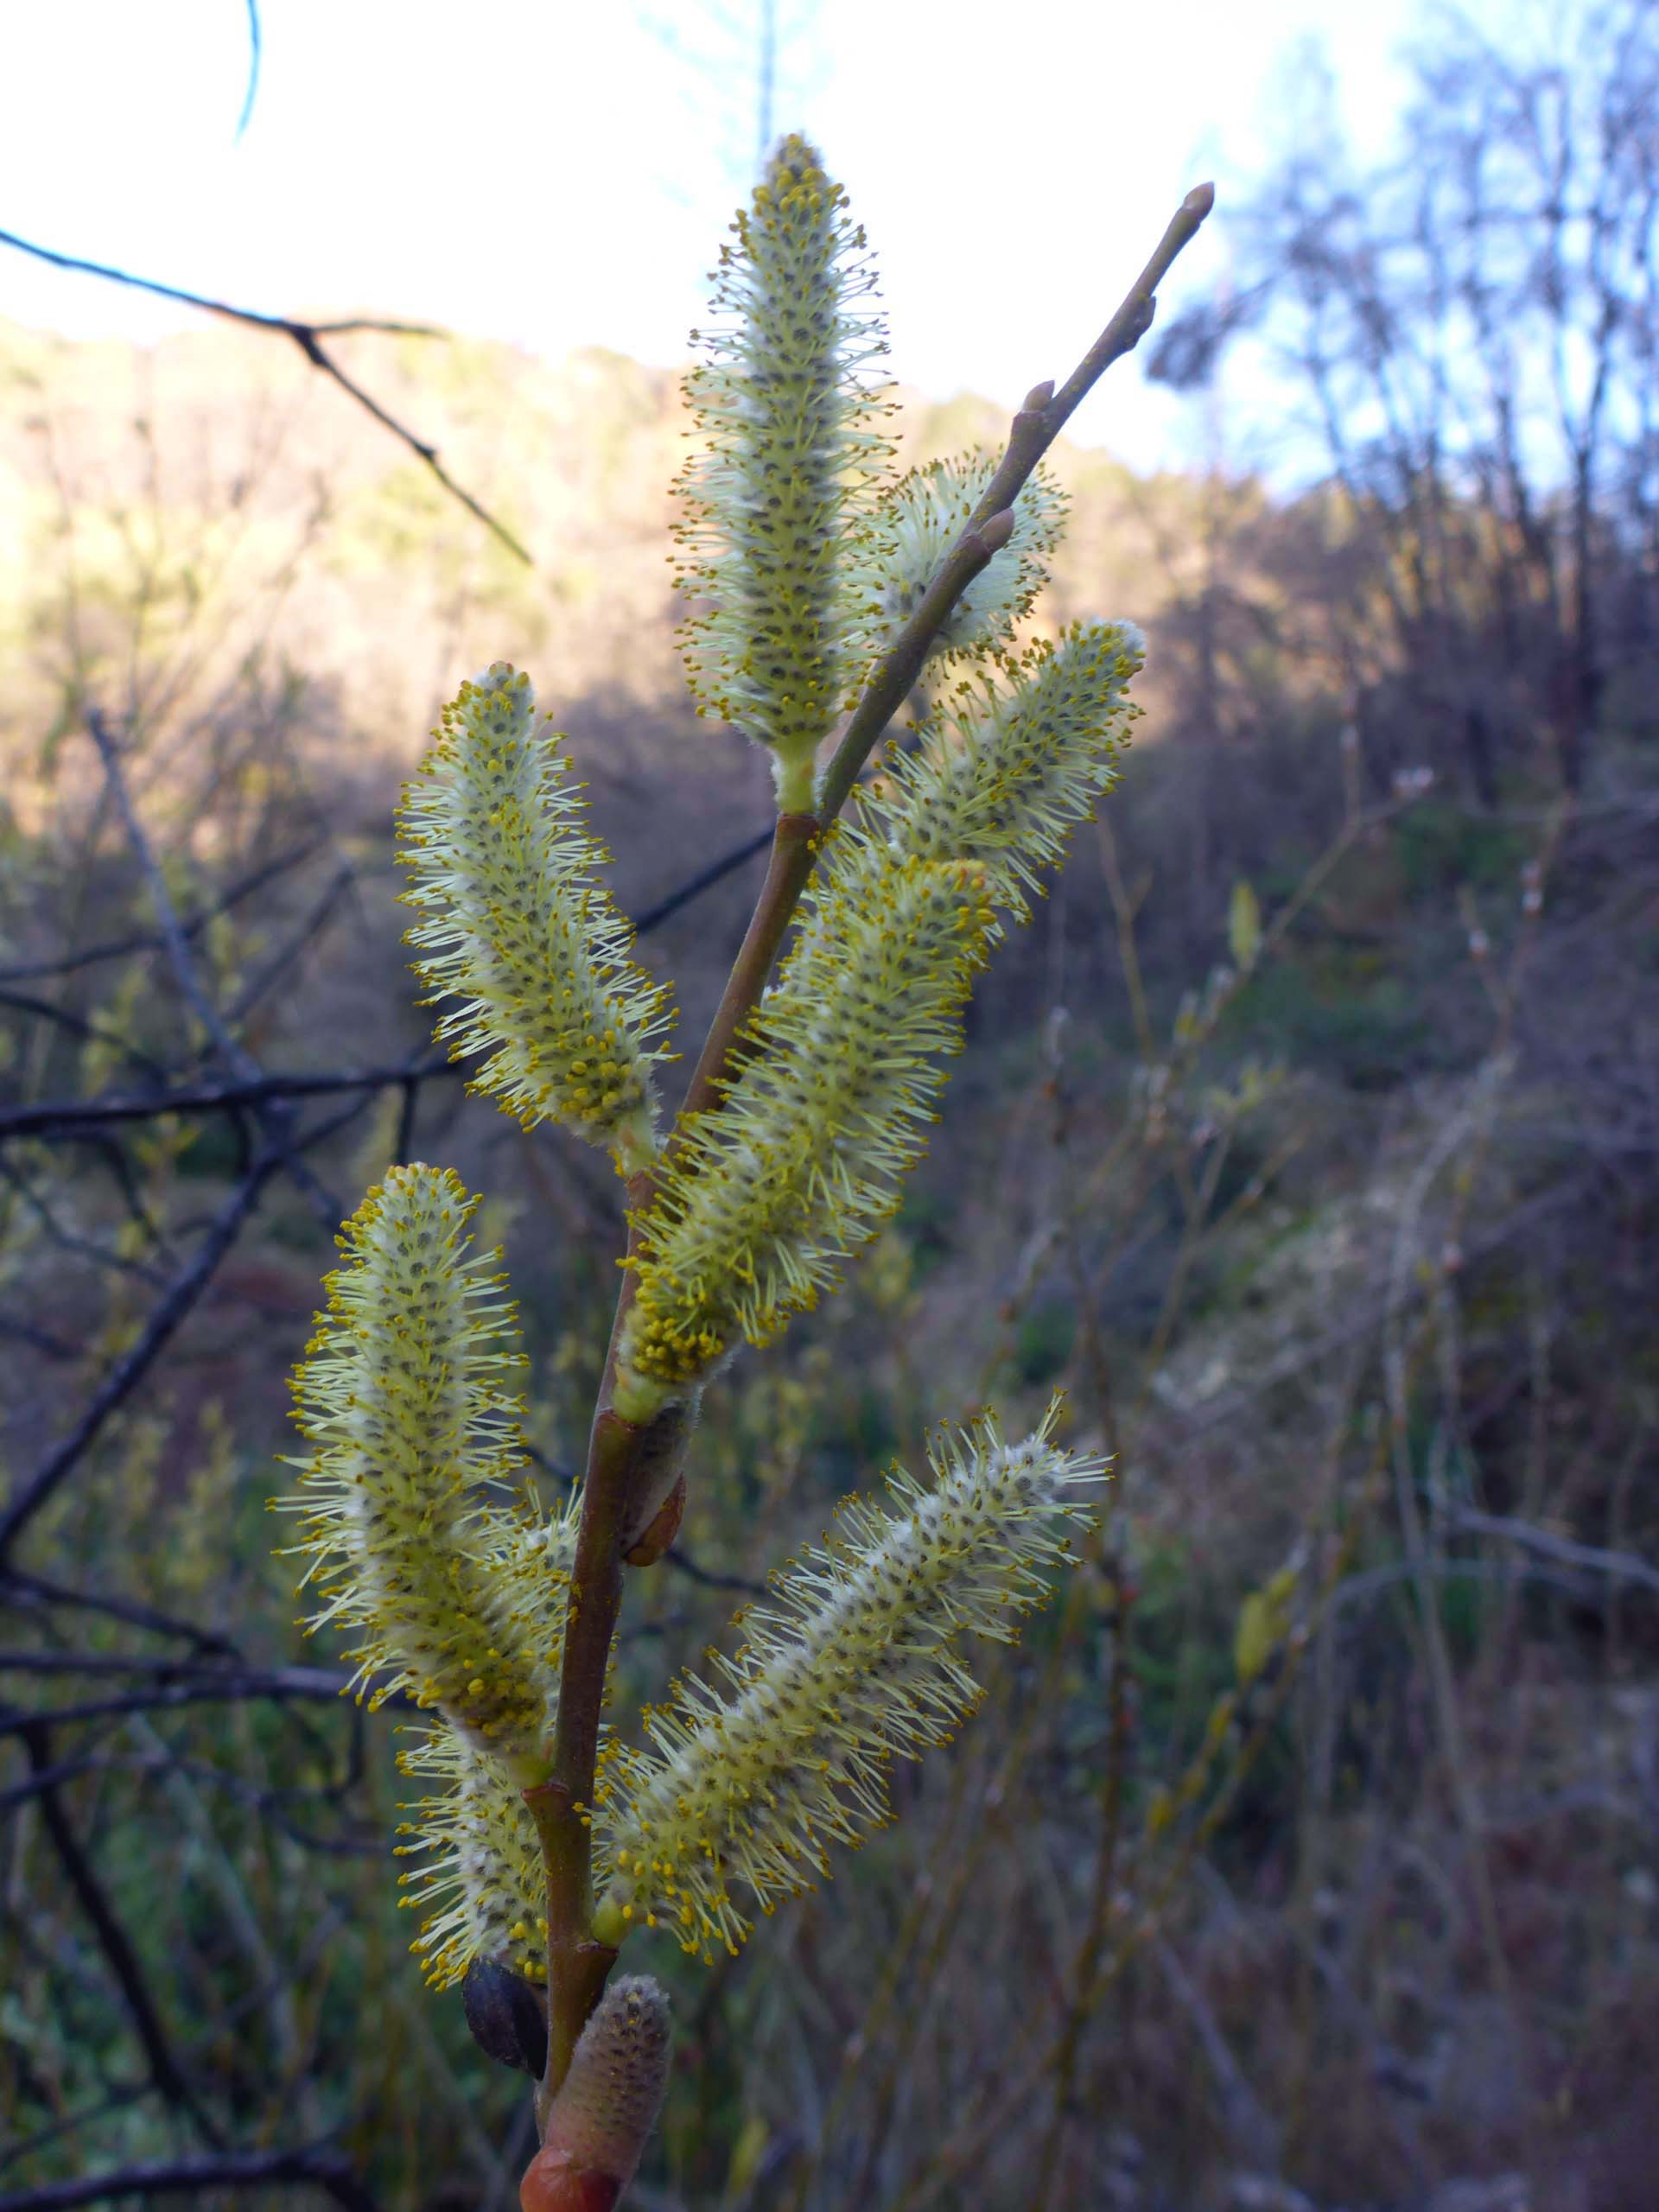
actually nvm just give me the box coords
[625,1474,686,1567]
[519,2153,621,2212]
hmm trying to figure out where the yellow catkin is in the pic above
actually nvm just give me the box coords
[674,134,896,808]
[591,1399,1106,1960]
[398,663,674,1171]
[276,1164,564,1775]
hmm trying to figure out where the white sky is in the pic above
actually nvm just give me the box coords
[0,0,1433,481]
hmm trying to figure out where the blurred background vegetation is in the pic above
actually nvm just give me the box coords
[3,4,1657,2209]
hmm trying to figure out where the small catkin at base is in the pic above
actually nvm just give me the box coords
[519,1977,671,2212]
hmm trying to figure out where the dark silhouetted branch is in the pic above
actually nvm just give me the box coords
[0,2144,381,2209]
[236,0,262,140]
[0,1154,280,1563]
[0,836,327,988]
[634,823,772,931]
[0,990,171,1082]
[0,226,530,566]
[0,1054,457,1141]
[2,1568,244,1655]
[16,1716,225,2147]
[85,709,340,1228]
[0,1665,414,1739]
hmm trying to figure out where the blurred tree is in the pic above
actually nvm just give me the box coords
[1152,0,1659,800]
[632,0,826,194]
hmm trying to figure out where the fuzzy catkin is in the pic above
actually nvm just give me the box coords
[396,1728,550,1989]
[390,1501,582,1987]
[398,664,674,1171]
[613,854,994,1415]
[674,133,895,808]
[830,620,1145,937]
[520,1976,672,2210]
[590,1399,1106,1960]
[276,1165,561,1774]
[862,450,1068,664]
[610,625,1141,1418]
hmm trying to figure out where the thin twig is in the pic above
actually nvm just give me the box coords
[236,0,262,140]
[0,226,531,565]
[1442,1504,1659,1595]
[0,1667,415,1740]
[0,836,327,987]
[0,990,172,1083]
[0,1053,459,1141]
[0,1154,279,1562]
[0,1567,243,1653]
[2,995,381,1515]
[0,2145,381,2210]
[84,709,341,1225]
[14,1716,226,2148]
[226,862,357,1024]
[634,823,773,932]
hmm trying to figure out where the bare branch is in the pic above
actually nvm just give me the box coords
[0,1054,457,1141]
[0,1665,415,1739]
[1,2145,380,2210]
[1,1567,244,1655]
[15,1717,225,2145]
[0,226,531,566]
[0,1157,280,1563]
[0,836,327,988]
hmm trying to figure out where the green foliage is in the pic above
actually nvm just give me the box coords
[1232,945,1429,1088]
[1012,1295,1076,1386]
[1393,796,1530,899]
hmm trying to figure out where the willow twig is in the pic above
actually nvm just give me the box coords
[537,179,1216,2116]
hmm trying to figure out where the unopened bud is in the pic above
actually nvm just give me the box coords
[465,1957,548,2078]
[625,1473,687,1567]
[976,508,1017,556]
[520,1979,671,2212]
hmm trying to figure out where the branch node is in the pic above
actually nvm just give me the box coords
[975,509,1018,556]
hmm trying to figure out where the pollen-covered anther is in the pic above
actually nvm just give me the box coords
[397,663,674,1171]
[591,1399,1107,1955]
[614,850,994,1407]
[273,1164,575,1777]
[674,135,895,810]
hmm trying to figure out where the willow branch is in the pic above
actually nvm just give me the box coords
[712,181,1217,1110]
[533,181,1216,2116]
[963,181,1217,534]
[673,810,823,1132]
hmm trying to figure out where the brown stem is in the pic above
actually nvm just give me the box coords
[816,509,1015,821]
[673,812,822,1133]
[526,1777,618,2133]
[537,1407,639,2109]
